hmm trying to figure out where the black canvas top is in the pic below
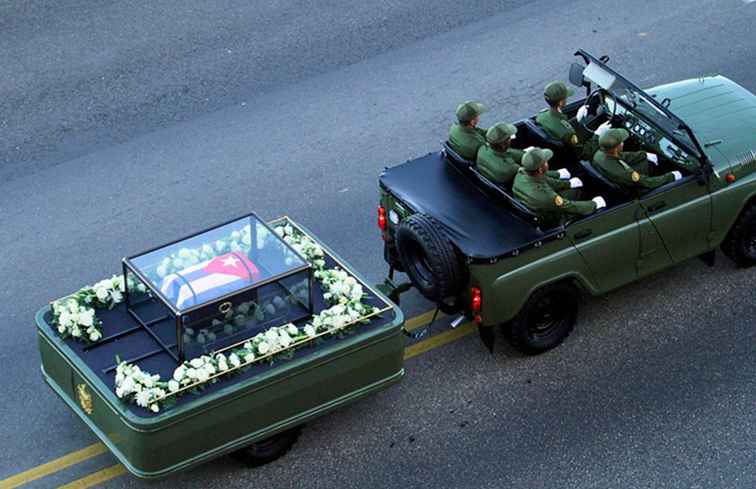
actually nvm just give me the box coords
[379,152,545,259]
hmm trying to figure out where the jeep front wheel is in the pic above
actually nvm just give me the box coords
[508,283,578,355]
[722,204,756,267]
[231,426,301,467]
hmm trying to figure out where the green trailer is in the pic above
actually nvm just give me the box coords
[36,215,404,478]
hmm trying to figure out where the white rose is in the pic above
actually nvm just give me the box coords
[150,404,160,413]
[71,326,81,338]
[156,264,168,278]
[197,369,210,383]
[279,331,292,348]
[244,352,255,364]
[115,387,124,398]
[135,390,151,407]
[79,309,95,327]
[121,377,136,395]
[190,358,204,368]
[201,244,214,255]
[168,380,180,392]
[304,325,316,338]
[229,353,241,368]
[110,290,123,303]
[186,368,198,379]
[350,284,364,301]
[173,366,186,382]
[89,330,101,342]
[215,240,225,252]
[172,258,184,269]
[257,341,270,355]
[57,325,66,334]
[265,329,279,342]
[286,324,298,336]
[274,226,285,237]
[230,241,242,252]
[218,360,229,372]
[95,286,109,301]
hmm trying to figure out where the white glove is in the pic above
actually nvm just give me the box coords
[592,196,607,209]
[671,171,683,181]
[646,153,658,165]
[557,168,571,179]
[594,121,612,137]
[576,105,589,122]
[569,177,583,189]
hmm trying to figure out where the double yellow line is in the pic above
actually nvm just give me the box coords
[0,310,475,489]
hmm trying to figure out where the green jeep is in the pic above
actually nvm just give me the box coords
[379,50,756,354]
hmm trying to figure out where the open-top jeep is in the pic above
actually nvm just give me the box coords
[379,49,756,354]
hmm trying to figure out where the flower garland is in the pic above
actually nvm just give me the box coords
[110,223,381,413]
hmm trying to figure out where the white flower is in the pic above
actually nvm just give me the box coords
[95,285,109,301]
[186,368,198,379]
[215,240,226,252]
[350,284,364,300]
[115,386,124,398]
[286,323,298,336]
[197,369,210,382]
[71,326,81,338]
[218,359,229,372]
[173,366,186,381]
[57,325,66,334]
[135,390,151,407]
[190,358,204,368]
[304,325,316,338]
[229,353,241,368]
[274,226,284,237]
[257,341,270,355]
[244,352,255,364]
[79,309,95,327]
[168,380,180,392]
[201,244,214,256]
[284,224,293,236]
[279,332,292,348]
[110,290,123,303]
[121,377,136,395]
[156,264,168,278]
[89,330,101,342]
[265,329,279,342]
[150,404,160,413]
[172,258,184,269]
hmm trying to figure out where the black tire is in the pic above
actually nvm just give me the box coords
[384,240,404,272]
[231,426,301,468]
[721,204,756,267]
[508,283,578,355]
[395,213,464,303]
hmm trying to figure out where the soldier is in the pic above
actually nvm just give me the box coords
[535,81,611,160]
[448,101,488,160]
[476,122,571,186]
[592,129,682,190]
[513,147,606,225]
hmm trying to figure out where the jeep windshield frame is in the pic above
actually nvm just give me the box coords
[574,50,708,164]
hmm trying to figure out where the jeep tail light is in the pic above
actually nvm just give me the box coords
[377,206,387,232]
[470,287,483,315]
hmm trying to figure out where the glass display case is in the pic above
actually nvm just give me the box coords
[122,213,313,362]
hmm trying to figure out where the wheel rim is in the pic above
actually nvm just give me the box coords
[527,294,571,340]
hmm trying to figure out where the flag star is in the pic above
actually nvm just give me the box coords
[222,256,240,268]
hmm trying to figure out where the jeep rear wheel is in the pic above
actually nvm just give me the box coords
[395,213,463,304]
[508,283,578,355]
[722,204,756,267]
[231,426,301,467]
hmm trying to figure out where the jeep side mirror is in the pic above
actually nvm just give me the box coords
[569,63,587,88]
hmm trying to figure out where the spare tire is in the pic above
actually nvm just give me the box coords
[395,213,464,303]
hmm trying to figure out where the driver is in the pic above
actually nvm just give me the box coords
[513,147,606,225]
[592,129,682,190]
[448,101,488,160]
[535,81,611,160]
[476,122,572,186]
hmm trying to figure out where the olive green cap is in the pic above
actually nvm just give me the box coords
[521,147,554,171]
[544,81,574,103]
[456,101,487,122]
[486,122,517,144]
[598,128,630,150]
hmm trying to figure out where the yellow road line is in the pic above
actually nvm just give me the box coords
[4,310,470,488]
[404,321,476,359]
[0,443,108,489]
[404,309,445,332]
[57,465,127,489]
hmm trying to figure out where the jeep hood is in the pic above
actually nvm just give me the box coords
[647,76,756,169]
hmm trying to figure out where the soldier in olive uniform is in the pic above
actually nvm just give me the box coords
[513,148,606,225]
[476,122,572,186]
[535,81,611,160]
[592,129,682,191]
[448,101,488,160]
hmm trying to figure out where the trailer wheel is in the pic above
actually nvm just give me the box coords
[395,213,463,303]
[721,203,756,267]
[231,426,301,468]
[508,283,578,355]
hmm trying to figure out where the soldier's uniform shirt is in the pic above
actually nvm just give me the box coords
[592,150,674,190]
[448,123,487,160]
[535,108,598,160]
[476,145,561,185]
[512,169,596,224]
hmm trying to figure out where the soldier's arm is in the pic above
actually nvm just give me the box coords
[545,176,570,191]
[619,150,648,167]
[637,172,675,189]
[508,148,524,164]
[542,187,597,216]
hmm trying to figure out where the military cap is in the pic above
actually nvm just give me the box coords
[598,128,630,150]
[544,81,574,103]
[456,101,488,122]
[486,122,517,144]
[521,147,554,171]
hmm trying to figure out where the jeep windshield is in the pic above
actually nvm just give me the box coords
[578,52,702,159]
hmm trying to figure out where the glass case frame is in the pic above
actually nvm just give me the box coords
[120,212,314,363]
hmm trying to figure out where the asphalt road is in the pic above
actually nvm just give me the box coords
[1,0,755,488]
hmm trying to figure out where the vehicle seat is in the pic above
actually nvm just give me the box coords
[522,119,565,151]
[442,141,542,227]
[579,159,623,193]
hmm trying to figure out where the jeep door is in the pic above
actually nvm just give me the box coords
[568,200,673,292]
[639,165,713,263]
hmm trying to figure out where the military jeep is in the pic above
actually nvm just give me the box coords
[378,49,756,354]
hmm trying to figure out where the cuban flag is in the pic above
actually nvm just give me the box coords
[160,252,261,309]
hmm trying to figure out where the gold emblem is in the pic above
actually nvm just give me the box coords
[570,134,579,145]
[554,195,564,207]
[218,301,232,314]
[631,171,641,182]
[77,384,94,415]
